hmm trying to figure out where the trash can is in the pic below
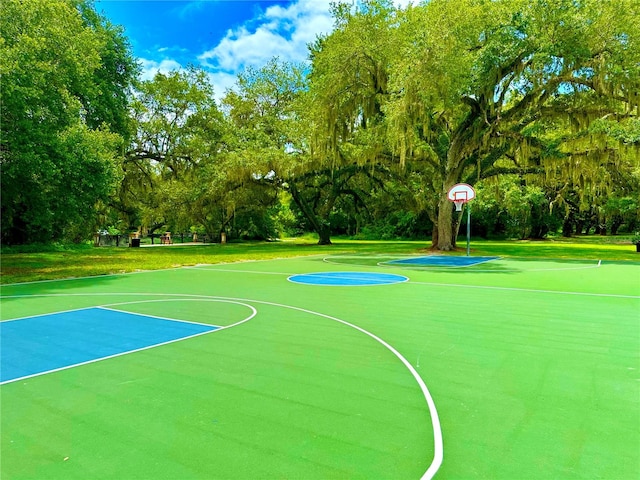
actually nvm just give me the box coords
[131,238,141,247]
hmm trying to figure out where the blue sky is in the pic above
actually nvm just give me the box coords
[95,0,414,99]
[95,0,336,97]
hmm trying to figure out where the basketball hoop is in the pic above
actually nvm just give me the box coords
[447,183,477,257]
[447,183,476,208]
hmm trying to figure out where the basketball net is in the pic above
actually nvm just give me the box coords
[454,199,465,212]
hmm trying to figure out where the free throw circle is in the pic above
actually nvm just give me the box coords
[288,272,409,286]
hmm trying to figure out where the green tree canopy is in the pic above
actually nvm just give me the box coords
[4,0,637,246]
[1,0,138,244]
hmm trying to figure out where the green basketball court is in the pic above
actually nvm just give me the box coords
[1,254,638,479]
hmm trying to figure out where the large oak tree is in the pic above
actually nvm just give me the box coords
[385,0,640,249]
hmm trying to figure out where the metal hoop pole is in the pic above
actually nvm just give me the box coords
[466,203,471,256]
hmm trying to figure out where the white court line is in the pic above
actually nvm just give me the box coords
[192,267,410,285]
[99,299,256,330]
[0,268,175,287]
[97,305,222,328]
[190,253,327,267]
[407,281,639,299]
[191,267,410,285]
[0,254,327,287]
[130,266,638,299]
[0,292,443,480]
[525,263,602,272]
[189,266,290,275]
[249,297,443,480]
[0,305,97,323]
[4,265,629,299]
[324,255,605,272]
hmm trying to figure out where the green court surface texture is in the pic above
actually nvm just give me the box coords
[1,254,639,479]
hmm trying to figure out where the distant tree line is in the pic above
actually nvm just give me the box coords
[2,0,639,247]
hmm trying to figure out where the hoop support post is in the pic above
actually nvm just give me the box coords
[466,202,471,257]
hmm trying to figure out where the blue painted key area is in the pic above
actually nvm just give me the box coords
[386,256,499,267]
[0,307,218,383]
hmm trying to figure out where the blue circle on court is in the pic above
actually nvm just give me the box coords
[288,272,409,286]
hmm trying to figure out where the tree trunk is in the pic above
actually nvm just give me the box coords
[435,194,455,250]
[610,219,621,235]
[562,215,573,237]
[434,137,467,250]
[288,182,332,245]
[574,219,584,235]
[317,225,332,245]
[435,169,464,250]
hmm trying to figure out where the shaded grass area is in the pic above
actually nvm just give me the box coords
[1,237,638,285]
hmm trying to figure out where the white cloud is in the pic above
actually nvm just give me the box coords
[198,0,419,74]
[198,0,334,73]
[206,70,238,102]
[395,0,418,8]
[137,57,234,104]
[138,58,183,81]
[139,1,417,102]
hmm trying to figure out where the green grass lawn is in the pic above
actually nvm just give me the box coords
[1,236,639,284]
